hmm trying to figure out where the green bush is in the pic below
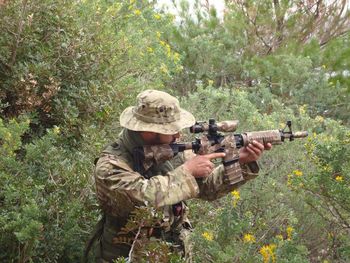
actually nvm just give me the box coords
[182,86,349,262]
[0,117,98,262]
[0,0,349,262]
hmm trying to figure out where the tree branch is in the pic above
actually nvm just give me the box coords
[9,0,28,68]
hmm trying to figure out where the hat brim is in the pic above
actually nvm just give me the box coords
[120,106,195,135]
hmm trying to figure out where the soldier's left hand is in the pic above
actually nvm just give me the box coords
[239,140,272,164]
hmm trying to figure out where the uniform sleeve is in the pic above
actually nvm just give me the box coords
[94,155,199,215]
[196,161,259,201]
[169,150,195,169]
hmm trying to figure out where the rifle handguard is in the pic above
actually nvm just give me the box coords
[240,129,308,146]
[242,130,283,146]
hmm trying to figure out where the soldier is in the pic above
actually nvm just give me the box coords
[86,89,271,262]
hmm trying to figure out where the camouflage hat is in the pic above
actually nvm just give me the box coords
[120,90,195,134]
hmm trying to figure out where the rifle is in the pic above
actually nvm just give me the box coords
[133,119,308,178]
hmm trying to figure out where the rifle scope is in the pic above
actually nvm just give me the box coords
[190,119,239,134]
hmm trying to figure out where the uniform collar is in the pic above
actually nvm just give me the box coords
[119,128,146,154]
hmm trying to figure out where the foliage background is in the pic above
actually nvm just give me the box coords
[0,0,349,262]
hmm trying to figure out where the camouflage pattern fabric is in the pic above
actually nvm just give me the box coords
[119,90,196,134]
[93,129,259,262]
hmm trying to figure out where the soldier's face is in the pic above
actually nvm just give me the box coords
[141,131,180,145]
[155,132,180,144]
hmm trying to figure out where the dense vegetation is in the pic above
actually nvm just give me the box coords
[0,0,349,262]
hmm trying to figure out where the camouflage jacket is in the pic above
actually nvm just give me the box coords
[93,129,259,261]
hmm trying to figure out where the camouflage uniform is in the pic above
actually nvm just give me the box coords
[91,90,259,262]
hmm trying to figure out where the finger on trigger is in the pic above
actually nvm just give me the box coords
[206,152,226,160]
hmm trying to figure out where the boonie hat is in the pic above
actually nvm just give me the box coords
[120,90,195,134]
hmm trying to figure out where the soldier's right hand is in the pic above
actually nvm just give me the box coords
[183,152,226,178]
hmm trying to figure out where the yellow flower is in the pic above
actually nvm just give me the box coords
[165,44,171,57]
[134,9,141,16]
[243,233,256,243]
[147,47,153,53]
[335,176,343,182]
[173,52,180,63]
[231,190,240,207]
[315,116,324,123]
[299,105,307,115]
[208,79,214,86]
[160,63,169,74]
[260,244,277,263]
[159,40,166,46]
[156,31,161,38]
[154,13,161,20]
[52,126,60,135]
[286,226,294,240]
[293,170,303,177]
[322,64,326,69]
[231,190,240,198]
[202,231,213,241]
[323,165,332,172]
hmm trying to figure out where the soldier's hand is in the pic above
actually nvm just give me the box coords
[239,140,272,164]
[183,152,226,178]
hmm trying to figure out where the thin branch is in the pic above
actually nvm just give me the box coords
[9,0,28,67]
[238,1,272,54]
[303,187,350,229]
[127,220,144,262]
[273,0,284,47]
[256,214,287,243]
